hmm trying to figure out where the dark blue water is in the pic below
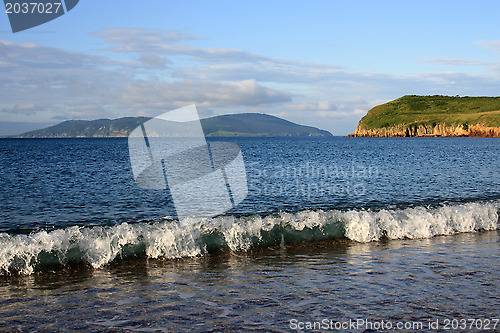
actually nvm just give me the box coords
[1,137,499,232]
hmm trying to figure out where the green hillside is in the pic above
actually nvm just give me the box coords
[201,113,331,137]
[10,113,332,138]
[358,95,500,130]
[13,117,150,138]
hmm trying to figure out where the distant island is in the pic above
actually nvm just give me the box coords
[9,113,333,138]
[349,95,500,137]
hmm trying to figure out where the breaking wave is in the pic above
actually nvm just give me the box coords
[1,200,499,275]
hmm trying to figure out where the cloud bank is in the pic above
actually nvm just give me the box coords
[1,29,499,134]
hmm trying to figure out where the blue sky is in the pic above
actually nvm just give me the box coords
[1,0,499,135]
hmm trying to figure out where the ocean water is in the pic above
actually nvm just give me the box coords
[0,137,499,332]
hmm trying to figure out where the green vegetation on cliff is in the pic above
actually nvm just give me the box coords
[358,95,500,130]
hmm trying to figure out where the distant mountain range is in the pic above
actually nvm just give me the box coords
[9,113,332,138]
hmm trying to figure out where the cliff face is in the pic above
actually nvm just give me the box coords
[350,123,500,137]
[349,95,500,138]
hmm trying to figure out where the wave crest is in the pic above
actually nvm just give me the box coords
[1,201,498,275]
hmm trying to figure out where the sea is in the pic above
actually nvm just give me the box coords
[0,137,498,332]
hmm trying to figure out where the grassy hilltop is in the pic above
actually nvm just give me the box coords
[352,95,500,137]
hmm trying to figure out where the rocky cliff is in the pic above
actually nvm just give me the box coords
[349,95,500,137]
[350,123,500,137]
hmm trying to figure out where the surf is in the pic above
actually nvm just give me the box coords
[1,200,498,275]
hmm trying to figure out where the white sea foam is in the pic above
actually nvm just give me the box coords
[0,201,498,274]
[342,201,499,242]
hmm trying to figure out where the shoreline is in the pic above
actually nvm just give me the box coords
[348,123,500,138]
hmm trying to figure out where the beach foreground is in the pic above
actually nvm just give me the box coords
[0,230,498,332]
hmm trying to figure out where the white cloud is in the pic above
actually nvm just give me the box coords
[420,57,490,67]
[93,29,203,50]
[94,28,271,64]
[476,40,500,52]
[285,101,337,111]
[138,54,171,68]
[112,79,291,110]
[2,103,43,115]
[314,109,366,118]
[52,104,110,121]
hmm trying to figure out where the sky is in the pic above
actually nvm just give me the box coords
[1,0,499,135]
